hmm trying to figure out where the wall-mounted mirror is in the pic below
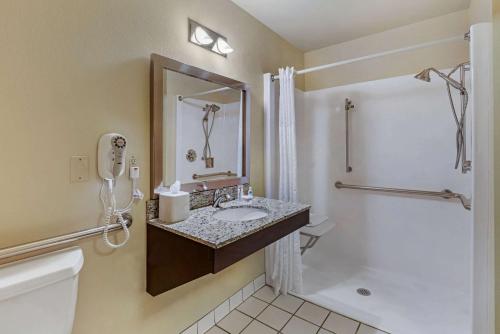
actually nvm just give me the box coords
[150,54,250,197]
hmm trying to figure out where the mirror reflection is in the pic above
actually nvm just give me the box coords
[164,70,243,186]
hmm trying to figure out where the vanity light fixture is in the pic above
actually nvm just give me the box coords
[212,37,234,54]
[190,26,213,45]
[188,19,234,57]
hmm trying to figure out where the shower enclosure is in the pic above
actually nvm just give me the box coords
[263,23,493,334]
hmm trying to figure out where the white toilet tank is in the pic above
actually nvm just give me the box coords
[0,247,84,334]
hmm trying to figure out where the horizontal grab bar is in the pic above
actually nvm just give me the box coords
[0,214,133,261]
[193,171,237,180]
[335,181,471,211]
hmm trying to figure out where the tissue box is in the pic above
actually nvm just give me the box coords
[159,191,190,224]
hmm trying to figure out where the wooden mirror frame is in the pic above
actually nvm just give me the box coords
[150,54,251,198]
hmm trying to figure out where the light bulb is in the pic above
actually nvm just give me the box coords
[212,37,234,54]
[191,26,213,45]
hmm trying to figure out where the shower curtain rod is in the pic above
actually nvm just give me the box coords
[179,87,233,101]
[271,35,466,80]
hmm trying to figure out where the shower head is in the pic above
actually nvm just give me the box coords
[414,69,431,82]
[203,104,220,112]
[202,104,220,121]
[414,67,464,91]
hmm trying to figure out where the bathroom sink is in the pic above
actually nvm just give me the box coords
[213,207,269,222]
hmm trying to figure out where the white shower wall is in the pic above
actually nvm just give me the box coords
[296,73,472,289]
[175,98,241,183]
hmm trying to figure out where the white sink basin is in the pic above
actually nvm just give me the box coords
[213,207,269,222]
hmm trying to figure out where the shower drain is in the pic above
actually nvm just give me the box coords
[356,288,372,296]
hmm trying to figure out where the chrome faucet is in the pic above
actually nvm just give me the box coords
[213,189,231,208]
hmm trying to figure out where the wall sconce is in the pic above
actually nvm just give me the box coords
[188,19,234,57]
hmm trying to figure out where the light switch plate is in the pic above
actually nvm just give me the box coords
[70,156,89,183]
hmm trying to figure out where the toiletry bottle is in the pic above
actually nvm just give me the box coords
[237,185,243,200]
[247,186,254,199]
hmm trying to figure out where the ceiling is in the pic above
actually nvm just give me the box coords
[230,0,470,51]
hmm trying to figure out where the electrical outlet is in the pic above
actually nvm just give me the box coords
[130,155,137,167]
[70,156,89,183]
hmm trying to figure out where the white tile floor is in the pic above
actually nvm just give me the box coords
[210,286,389,334]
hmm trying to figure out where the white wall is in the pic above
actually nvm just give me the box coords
[304,10,469,91]
[470,22,495,334]
[469,0,493,23]
[296,72,472,289]
[175,98,241,183]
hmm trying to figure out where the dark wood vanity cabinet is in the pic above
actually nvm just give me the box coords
[146,209,309,296]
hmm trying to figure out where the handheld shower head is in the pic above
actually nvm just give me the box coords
[414,67,464,91]
[415,62,471,173]
[414,69,431,82]
[202,104,220,121]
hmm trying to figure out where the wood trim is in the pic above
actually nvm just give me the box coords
[146,209,309,296]
[149,54,251,198]
[213,210,308,272]
[150,57,164,197]
[146,224,213,296]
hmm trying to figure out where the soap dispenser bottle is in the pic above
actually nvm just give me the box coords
[247,186,254,199]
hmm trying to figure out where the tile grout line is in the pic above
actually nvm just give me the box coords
[271,295,306,333]
[316,308,331,334]
[262,293,329,330]
[239,297,278,333]
[181,273,265,334]
[225,284,277,332]
[217,274,265,332]
[255,287,367,334]
[252,305,276,332]
[215,325,230,334]
[191,281,389,334]
[244,285,388,334]
[236,287,299,334]
[291,308,329,329]
[290,291,387,333]
[232,309,254,334]
[290,292,364,325]
[235,298,267,319]
[251,288,338,333]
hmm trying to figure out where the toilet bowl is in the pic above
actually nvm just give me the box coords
[0,247,84,334]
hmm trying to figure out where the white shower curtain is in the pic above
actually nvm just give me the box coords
[265,67,303,295]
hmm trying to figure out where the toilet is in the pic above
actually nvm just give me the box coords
[0,247,84,334]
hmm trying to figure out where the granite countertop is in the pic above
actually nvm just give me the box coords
[148,197,310,249]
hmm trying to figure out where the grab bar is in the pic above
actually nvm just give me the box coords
[0,214,133,261]
[192,171,236,180]
[335,181,471,210]
[345,98,354,173]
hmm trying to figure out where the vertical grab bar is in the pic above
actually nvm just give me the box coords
[345,98,354,173]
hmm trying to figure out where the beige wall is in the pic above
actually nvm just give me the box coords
[304,10,470,91]
[470,0,493,23]
[1,0,497,332]
[0,0,303,333]
[494,0,500,332]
